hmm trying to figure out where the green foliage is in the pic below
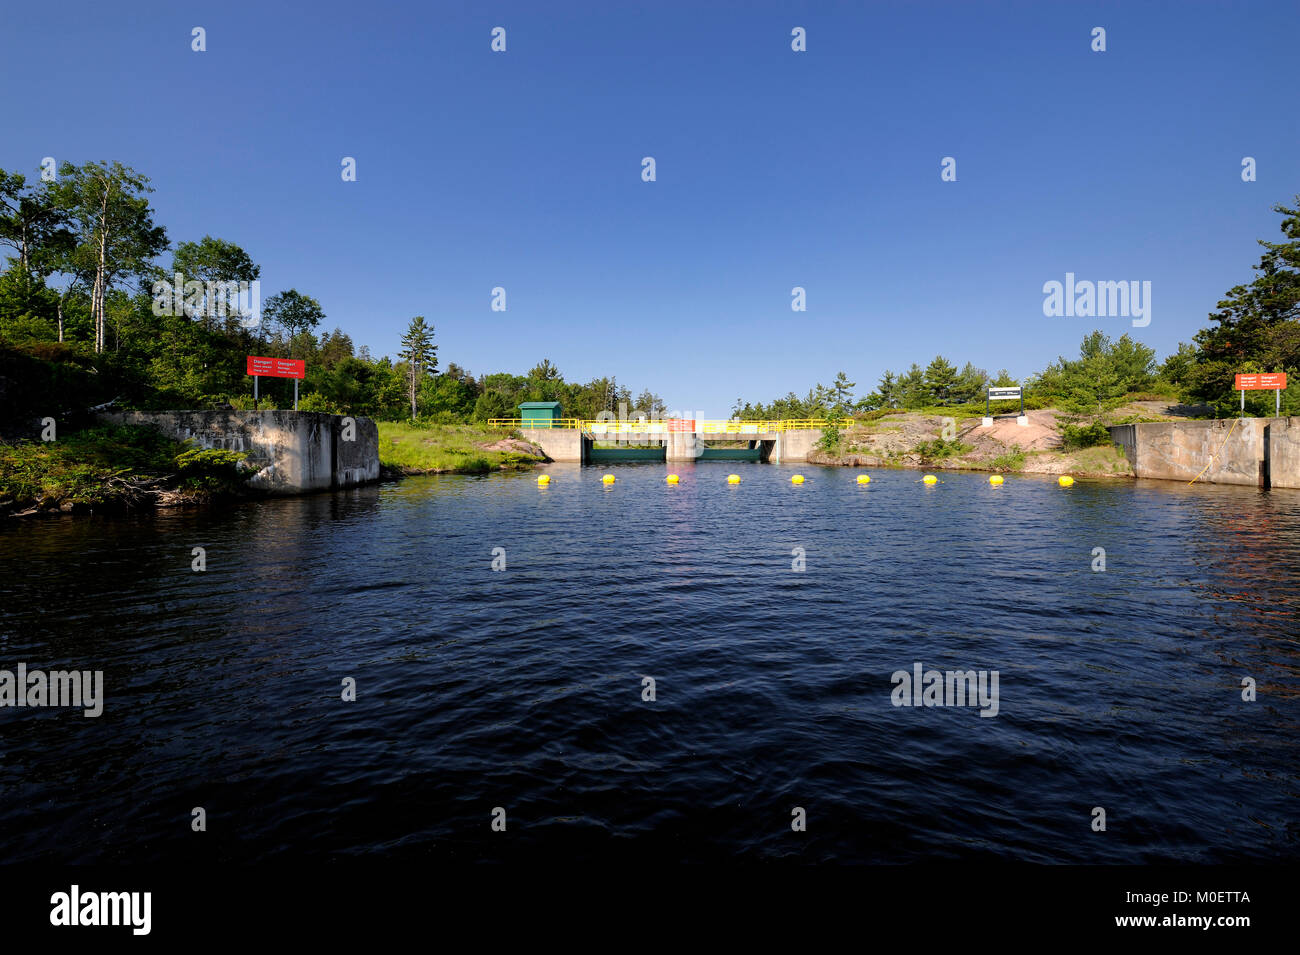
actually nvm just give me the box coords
[173,446,249,491]
[915,438,970,460]
[816,425,842,455]
[0,424,239,508]
[924,355,959,404]
[1060,421,1114,451]
[1179,198,1300,409]
[294,391,345,414]
[263,289,325,342]
[1030,331,1156,417]
[986,446,1026,471]
[51,161,168,353]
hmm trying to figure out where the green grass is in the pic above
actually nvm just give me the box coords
[1069,444,1131,473]
[986,446,1027,471]
[0,424,246,510]
[377,421,543,473]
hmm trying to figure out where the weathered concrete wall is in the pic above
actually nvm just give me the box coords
[1267,417,1300,489]
[522,428,587,463]
[100,410,379,494]
[775,429,818,464]
[334,415,381,488]
[1107,419,1266,486]
[1108,423,1137,465]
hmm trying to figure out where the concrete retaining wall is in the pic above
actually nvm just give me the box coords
[1267,417,1300,489]
[1107,418,1300,488]
[522,428,588,463]
[775,429,818,464]
[101,410,379,495]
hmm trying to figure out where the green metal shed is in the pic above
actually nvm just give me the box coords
[518,401,563,428]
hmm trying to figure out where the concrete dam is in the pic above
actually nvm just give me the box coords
[511,421,824,464]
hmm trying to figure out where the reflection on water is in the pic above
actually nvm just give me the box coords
[1,465,1297,862]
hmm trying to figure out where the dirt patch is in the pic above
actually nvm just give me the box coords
[959,409,1061,453]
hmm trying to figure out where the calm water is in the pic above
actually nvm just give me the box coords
[1,463,1298,863]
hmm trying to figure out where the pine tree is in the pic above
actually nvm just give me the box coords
[924,355,959,405]
[899,363,930,408]
[828,371,856,415]
[876,370,899,408]
[953,362,989,405]
[399,316,437,420]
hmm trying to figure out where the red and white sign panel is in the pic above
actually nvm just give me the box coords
[247,356,306,379]
[667,419,696,431]
[1235,372,1287,390]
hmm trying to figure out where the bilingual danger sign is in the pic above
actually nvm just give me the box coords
[1235,373,1287,390]
[247,355,305,379]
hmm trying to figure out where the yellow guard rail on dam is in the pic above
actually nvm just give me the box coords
[488,419,848,433]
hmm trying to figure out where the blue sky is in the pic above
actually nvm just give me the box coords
[2,0,1297,415]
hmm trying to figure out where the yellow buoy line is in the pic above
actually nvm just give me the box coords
[534,471,1076,487]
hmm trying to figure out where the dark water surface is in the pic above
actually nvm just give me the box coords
[2,463,1298,863]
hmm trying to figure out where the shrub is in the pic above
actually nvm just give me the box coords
[986,446,1026,471]
[174,447,250,491]
[915,438,970,460]
[817,423,843,454]
[295,392,345,414]
[1060,421,1113,451]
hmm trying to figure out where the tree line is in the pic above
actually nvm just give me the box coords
[0,161,666,423]
[735,197,1300,421]
[3,161,1297,424]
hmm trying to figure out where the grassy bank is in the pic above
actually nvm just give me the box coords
[377,422,544,474]
[0,424,249,517]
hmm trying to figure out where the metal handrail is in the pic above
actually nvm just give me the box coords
[488,418,852,432]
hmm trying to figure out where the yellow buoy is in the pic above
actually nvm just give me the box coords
[537,475,550,486]
[665,474,679,484]
[727,474,741,484]
[602,474,616,484]
[1058,475,1074,487]
[857,475,871,484]
[791,474,804,484]
[923,474,938,485]
[989,475,1004,485]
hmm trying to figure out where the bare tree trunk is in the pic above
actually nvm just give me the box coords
[57,299,64,342]
[93,179,111,353]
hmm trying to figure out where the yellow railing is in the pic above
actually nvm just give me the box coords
[488,418,851,432]
[489,418,583,429]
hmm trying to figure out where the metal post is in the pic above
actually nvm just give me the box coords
[1240,389,1245,418]
[294,378,299,411]
[254,375,259,409]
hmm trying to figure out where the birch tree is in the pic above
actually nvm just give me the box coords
[53,161,167,352]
